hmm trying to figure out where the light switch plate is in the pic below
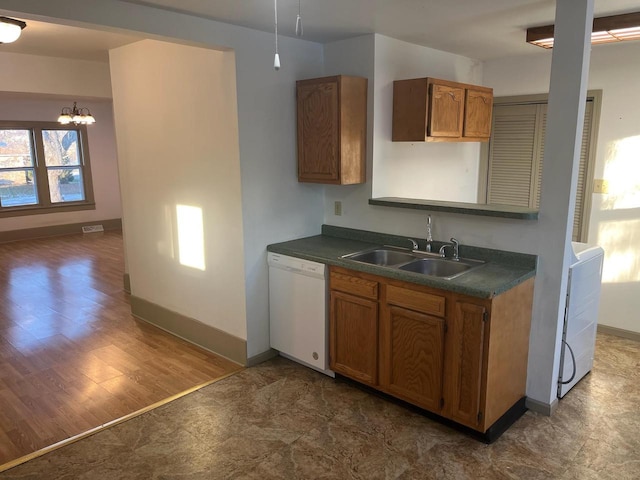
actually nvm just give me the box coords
[334,201,342,216]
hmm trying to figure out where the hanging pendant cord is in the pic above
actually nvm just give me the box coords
[296,0,303,36]
[274,0,279,55]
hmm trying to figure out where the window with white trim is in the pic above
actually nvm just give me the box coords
[0,122,94,216]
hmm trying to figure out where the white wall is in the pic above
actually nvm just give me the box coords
[323,34,485,221]
[0,51,112,98]
[110,40,248,340]
[322,35,376,228]
[0,92,122,232]
[484,41,640,335]
[372,36,483,203]
[234,32,324,358]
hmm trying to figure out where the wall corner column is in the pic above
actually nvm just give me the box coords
[526,0,594,408]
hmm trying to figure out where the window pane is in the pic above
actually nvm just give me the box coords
[48,167,85,203]
[0,129,34,168]
[42,130,80,166]
[0,169,38,207]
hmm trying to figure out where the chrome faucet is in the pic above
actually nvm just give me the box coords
[407,238,418,250]
[439,237,460,260]
[426,215,433,252]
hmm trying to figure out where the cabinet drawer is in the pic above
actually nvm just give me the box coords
[386,285,445,317]
[330,271,378,300]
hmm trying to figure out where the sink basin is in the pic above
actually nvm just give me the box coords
[399,258,479,279]
[343,248,416,266]
[342,246,485,279]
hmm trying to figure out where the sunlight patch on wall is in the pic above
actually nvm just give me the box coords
[602,135,640,210]
[176,204,206,271]
[598,218,640,284]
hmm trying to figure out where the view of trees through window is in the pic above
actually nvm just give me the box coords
[0,129,37,207]
[42,130,85,203]
[0,125,88,210]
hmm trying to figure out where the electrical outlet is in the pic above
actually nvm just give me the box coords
[334,201,342,216]
[593,179,609,194]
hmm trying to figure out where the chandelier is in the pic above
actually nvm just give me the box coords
[57,102,96,125]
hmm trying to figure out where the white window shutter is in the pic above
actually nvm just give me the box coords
[487,100,594,241]
[487,105,538,207]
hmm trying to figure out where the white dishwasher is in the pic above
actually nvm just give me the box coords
[268,252,334,377]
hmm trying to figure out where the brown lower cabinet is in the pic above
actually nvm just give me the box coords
[329,290,378,386]
[382,305,445,412]
[329,266,534,435]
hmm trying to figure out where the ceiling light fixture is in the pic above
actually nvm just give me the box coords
[527,11,640,49]
[57,102,96,125]
[273,0,280,70]
[0,16,26,44]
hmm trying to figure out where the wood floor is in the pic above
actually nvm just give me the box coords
[0,231,241,467]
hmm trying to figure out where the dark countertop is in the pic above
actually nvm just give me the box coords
[267,226,537,299]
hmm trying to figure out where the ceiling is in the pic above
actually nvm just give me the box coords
[2,0,640,61]
[0,19,142,61]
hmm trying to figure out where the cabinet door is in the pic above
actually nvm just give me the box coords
[380,306,445,412]
[330,290,378,386]
[392,78,428,141]
[428,83,465,137]
[297,80,340,182]
[463,89,493,138]
[444,301,487,430]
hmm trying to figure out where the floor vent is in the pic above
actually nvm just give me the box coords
[82,224,104,234]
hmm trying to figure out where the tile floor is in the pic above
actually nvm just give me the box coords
[1,333,638,479]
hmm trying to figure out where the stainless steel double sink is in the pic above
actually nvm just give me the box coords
[341,246,485,279]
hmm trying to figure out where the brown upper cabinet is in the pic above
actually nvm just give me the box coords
[392,77,493,142]
[297,75,367,184]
